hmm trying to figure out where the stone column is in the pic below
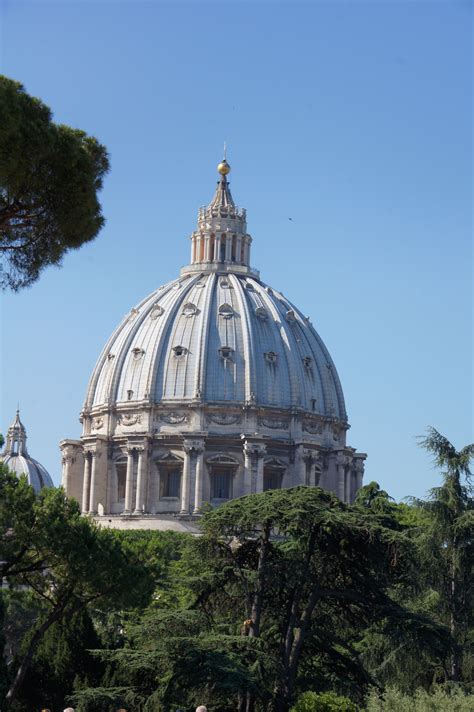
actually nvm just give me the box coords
[256,450,265,493]
[180,443,192,514]
[242,439,266,494]
[344,457,353,503]
[243,237,251,265]
[236,234,242,263]
[62,454,74,492]
[81,453,91,514]
[354,458,365,500]
[303,449,315,486]
[88,451,99,513]
[336,453,346,502]
[225,233,232,262]
[134,447,147,514]
[193,444,205,514]
[123,448,135,514]
[243,442,253,495]
[214,235,221,262]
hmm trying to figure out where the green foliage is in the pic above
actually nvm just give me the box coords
[411,428,474,682]
[0,593,8,703]
[0,465,154,706]
[71,609,259,712]
[365,686,474,711]
[291,691,359,712]
[0,75,109,289]
[8,608,102,712]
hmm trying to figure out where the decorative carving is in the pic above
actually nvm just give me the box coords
[207,413,241,426]
[246,391,257,406]
[118,413,142,426]
[303,419,324,435]
[286,309,296,322]
[218,303,234,319]
[259,417,289,430]
[243,441,266,458]
[220,279,231,289]
[183,439,205,456]
[107,352,115,361]
[127,307,139,322]
[160,412,188,424]
[149,303,164,319]
[92,417,104,430]
[182,302,199,318]
[206,453,239,464]
[156,451,184,462]
[255,306,268,320]
[302,356,312,368]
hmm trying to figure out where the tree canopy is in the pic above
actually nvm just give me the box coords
[0,75,109,289]
[0,465,154,707]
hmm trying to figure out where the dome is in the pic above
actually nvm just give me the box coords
[61,157,365,529]
[2,410,54,492]
[84,272,346,419]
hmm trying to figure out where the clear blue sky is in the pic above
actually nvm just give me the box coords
[1,1,472,501]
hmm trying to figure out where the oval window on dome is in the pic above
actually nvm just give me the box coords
[219,346,234,361]
[218,303,234,319]
[255,306,268,321]
[150,303,164,320]
[264,351,278,364]
[220,279,231,289]
[172,345,188,357]
[182,302,199,318]
[132,347,145,360]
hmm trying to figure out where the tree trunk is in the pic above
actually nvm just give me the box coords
[249,522,271,637]
[450,544,461,681]
[5,601,69,704]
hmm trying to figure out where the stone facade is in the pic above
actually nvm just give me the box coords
[60,159,366,531]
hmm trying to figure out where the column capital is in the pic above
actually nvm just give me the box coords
[183,438,205,456]
[354,458,365,474]
[243,440,266,458]
[335,451,349,468]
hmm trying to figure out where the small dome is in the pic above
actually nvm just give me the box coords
[1,411,54,492]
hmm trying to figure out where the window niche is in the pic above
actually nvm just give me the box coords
[114,460,127,502]
[207,455,239,502]
[263,457,286,491]
[160,467,182,499]
[155,453,184,501]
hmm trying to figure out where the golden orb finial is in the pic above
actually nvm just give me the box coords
[217,158,231,176]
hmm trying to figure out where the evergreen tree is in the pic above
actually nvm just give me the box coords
[0,75,109,289]
[413,428,474,681]
[0,465,154,706]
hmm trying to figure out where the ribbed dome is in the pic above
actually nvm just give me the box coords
[61,157,365,527]
[1,411,54,492]
[84,272,347,420]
